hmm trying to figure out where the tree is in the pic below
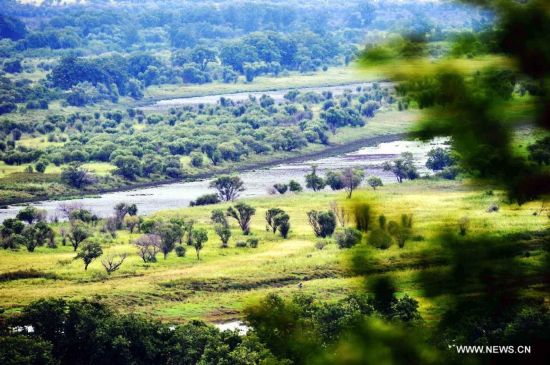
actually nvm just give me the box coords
[191,228,208,260]
[527,136,550,165]
[16,206,44,224]
[61,164,96,189]
[68,221,90,251]
[75,241,103,270]
[367,176,383,190]
[123,215,140,233]
[325,171,345,191]
[425,147,454,171]
[273,213,290,239]
[273,183,288,194]
[307,210,337,238]
[134,234,161,262]
[383,152,419,183]
[289,180,303,192]
[227,203,256,235]
[191,46,217,71]
[342,168,365,198]
[101,254,127,275]
[155,222,182,259]
[212,209,231,248]
[305,166,326,192]
[190,152,204,168]
[265,208,285,233]
[35,159,49,173]
[113,155,141,180]
[209,175,245,202]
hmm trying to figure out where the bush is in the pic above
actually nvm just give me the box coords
[438,166,461,180]
[315,241,328,250]
[334,227,362,249]
[247,237,259,248]
[368,228,392,249]
[273,183,288,194]
[235,241,248,248]
[307,210,336,238]
[175,245,186,257]
[289,180,303,192]
[352,202,372,232]
[190,193,220,206]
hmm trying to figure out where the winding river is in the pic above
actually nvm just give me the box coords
[0,138,447,221]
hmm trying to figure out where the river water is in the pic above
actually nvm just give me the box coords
[142,82,392,111]
[0,138,447,221]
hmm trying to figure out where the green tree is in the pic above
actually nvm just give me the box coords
[307,210,337,238]
[342,168,365,198]
[227,203,256,235]
[16,206,43,224]
[67,221,90,251]
[305,165,326,192]
[155,221,182,259]
[191,228,208,260]
[265,208,285,233]
[210,175,245,201]
[367,176,383,190]
[382,152,418,183]
[75,241,103,270]
[61,164,96,189]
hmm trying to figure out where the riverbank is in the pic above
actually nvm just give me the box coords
[0,133,407,209]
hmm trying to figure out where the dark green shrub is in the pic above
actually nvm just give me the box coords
[334,227,362,249]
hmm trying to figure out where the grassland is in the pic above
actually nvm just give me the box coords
[0,178,547,323]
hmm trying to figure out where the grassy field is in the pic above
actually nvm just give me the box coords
[0,178,547,323]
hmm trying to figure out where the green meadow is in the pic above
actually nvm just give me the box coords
[0,178,546,323]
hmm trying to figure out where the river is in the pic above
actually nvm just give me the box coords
[0,138,447,221]
[141,82,393,111]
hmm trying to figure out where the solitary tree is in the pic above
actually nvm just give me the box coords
[211,209,231,248]
[342,168,365,198]
[155,222,182,259]
[307,210,337,238]
[265,208,285,233]
[273,213,291,239]
[227,203,256,235]
[68,221,91,251]
[325,171,345,191]
[367,176,383,190]
[305,165,326,192]
[75,241,103,270]
[209,175,245,201]
[425,147,454,171]
[383,152,418,183]
[16,206,44,224]
[61,164,96,189]
[134,234,161,262]
[191,228,208,260]
[101,253,128,275]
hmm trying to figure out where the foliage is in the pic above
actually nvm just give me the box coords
[227,202,256,235]
[334,227,362,249]
[209,175,245,202]
[305,165,325,192]
[366,175,383,190]
[383,152,419,183]
[307,210,336,238]
[75,241,103,270]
